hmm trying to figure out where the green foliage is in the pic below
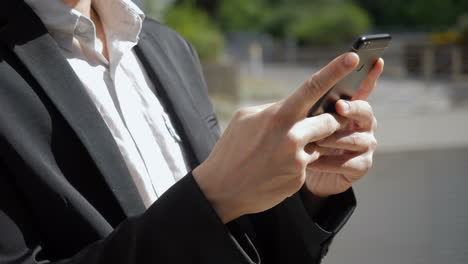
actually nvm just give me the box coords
[215,0,371,45]
[163,1,224,61]
[217,0,271,32]
[457,14,468,43]
[186,0,468,41]
[355,0,468,30]
[286,2,372,45]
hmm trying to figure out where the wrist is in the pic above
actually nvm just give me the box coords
[304,188,330,200]
[304,179,333,199]
[301,185,328,203]
[192,164,243,223]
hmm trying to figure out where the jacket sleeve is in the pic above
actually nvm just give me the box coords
[243,188,356,264]
[0,172,259,264]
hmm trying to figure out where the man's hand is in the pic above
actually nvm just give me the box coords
[193,53,360,223]
[304,59,384,198]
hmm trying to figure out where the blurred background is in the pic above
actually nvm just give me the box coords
[141,0,468,263]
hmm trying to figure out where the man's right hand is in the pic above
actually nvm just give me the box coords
[193,52,360,223]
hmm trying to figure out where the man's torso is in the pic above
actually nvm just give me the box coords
[0,1,219,257]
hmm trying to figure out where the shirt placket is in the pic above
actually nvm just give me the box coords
[136,81,189,182]
[112,54,176,198]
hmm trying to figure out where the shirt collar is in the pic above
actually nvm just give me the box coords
[24,0,145,52]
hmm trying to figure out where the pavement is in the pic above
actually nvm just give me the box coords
[374,108,468,153]
[323,147,468,264]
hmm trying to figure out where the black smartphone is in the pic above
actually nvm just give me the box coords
[307,34,391,116]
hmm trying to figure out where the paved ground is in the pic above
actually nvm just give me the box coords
[323,147,468,264]
[374,108,468,153]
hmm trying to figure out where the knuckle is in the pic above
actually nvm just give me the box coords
[234,106,264,121]
[285,131,302,150]
[262,107,280,124]
[351,100,371,116]
[345,101,355,114]
[332,66,345,79]
[359,155,373,172]
[305,74,323,95]
[234,107,250,119]
[267,103,292,128]
[361,100,372,110]
[353,102,363,115]
[322,114,338,134]
[350,133,359,146]
[293,152,308,169]
[328,62,346,80]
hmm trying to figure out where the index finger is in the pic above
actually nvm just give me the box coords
[280,52,359,121]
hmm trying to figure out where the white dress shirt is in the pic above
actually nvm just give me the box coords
[25,0,190,208]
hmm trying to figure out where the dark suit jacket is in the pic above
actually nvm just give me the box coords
[0,1,356,263]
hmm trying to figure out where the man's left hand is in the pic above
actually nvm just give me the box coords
[304,58,383,198]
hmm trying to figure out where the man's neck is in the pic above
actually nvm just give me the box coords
[60,0,110,61]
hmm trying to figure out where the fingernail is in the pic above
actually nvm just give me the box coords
[343,53,358,67]
[340,100,350,113]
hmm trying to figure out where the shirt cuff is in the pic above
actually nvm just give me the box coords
[302,188,357,234]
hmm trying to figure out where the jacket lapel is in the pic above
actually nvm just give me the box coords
[0,2,145,217]
[135,24,218,165]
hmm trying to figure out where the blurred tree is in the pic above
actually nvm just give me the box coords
[285,1,371,45]
[163,1,225,61]
[458,14,468,43]
[185,0,218,15]
[216,0,271,32]
[160,0,372,46]
[215,0,371,45]
[356,0,468,30]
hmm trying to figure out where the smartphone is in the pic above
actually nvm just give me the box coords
[307,34,391,116]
